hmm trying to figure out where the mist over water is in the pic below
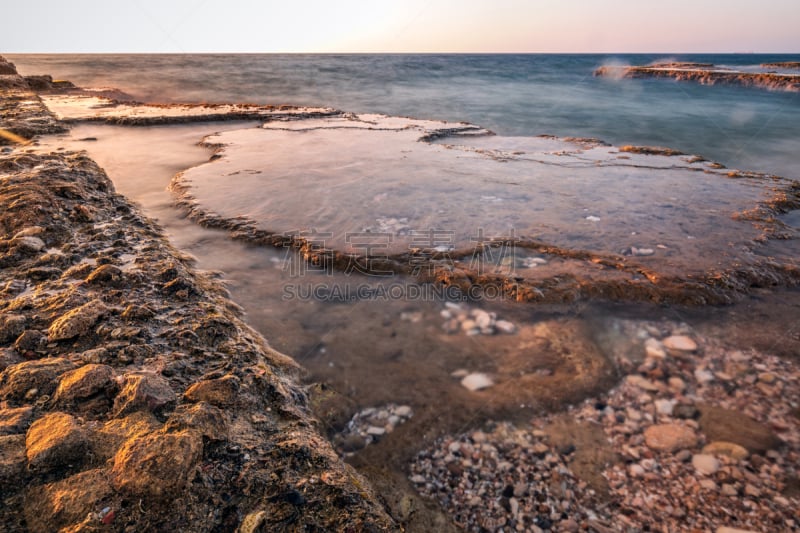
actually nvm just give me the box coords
[9,53,800,178]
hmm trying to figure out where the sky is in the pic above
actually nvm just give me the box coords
[2,0,799,53]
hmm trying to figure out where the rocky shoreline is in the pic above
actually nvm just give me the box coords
[3,54,800,533]
[594,62,800,92]
[1,57,395,531]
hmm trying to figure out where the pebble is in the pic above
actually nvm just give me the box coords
[440,303,516,336]
[410,319,800,532]
[626,375,659,392]
[628,464,645,477]
[694,368,715,384]
[333,403,414,455]
[702,441,749,460]
[692,454,721,475]
[645,424,698,453]
[699,479,718,490]
[662,335,697,352]
[495,320,516,334]
[631,247,654,256]
[366,426,386,437]
[460,373,494,392]
[644,338,666,358]
[654,399,675,416]
[668,376,687,392]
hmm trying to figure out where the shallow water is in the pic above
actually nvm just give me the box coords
[175,115,798,299]
[33,122,800,532]
[37,122,800,414]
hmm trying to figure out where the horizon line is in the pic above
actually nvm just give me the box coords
[4,50,800,55]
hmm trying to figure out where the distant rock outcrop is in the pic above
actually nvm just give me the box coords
[595,62,800,92]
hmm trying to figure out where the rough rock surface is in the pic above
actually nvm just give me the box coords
[595,62,800,92]
[0,63,395,530]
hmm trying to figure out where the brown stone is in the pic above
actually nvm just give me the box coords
[702,441,749,461]
[54,363,114,403]
[112,371,176,417]
[85,264,123,286]
[94,411,161,461]
[13,329,46,353]
[0,358,75,402]
[25,412,87,470]
[0,406,34,436]
[164,402,228,441]
[111,430,202,498]
[23,468,114,532]
[644,423,698,452]
[0,434,26,484]
[183,374,240,407]
[698,404,782,454]
[47,299,108,342]
[0,313,27,343]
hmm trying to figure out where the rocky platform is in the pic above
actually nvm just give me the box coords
[594,62,800,92]
[1,57,395,532]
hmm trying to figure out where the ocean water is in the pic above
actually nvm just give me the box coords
[9,53,800,178]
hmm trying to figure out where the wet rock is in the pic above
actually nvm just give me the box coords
[673,404,699,420]
[11,236,45,254]
[0,406,34,435]
[643,424,698,452]
[23,468,114,533]
[0,358,75,401]
[13,329,46,353]
[164,402,228,441]
[692,454,720,475]
[698,404,782,453]
[25,412,87,470]
[25,266,62,281]
[112,371,176,417]
[85,264,123,286]
[662,335,697,352]
[0,314,27,343]
[121,304,155,321]
[54,363,114,403]
[111,430,202,498]
[460,372,494,391]
[78,347,109,364]
[47,299,108,342]
[183,374,240,407]
[702,441,749,460]
[0,434,26,484]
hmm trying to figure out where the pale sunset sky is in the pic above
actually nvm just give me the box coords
[2,0,798,53]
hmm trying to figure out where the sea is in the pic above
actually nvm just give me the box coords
[8,53,800,178]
